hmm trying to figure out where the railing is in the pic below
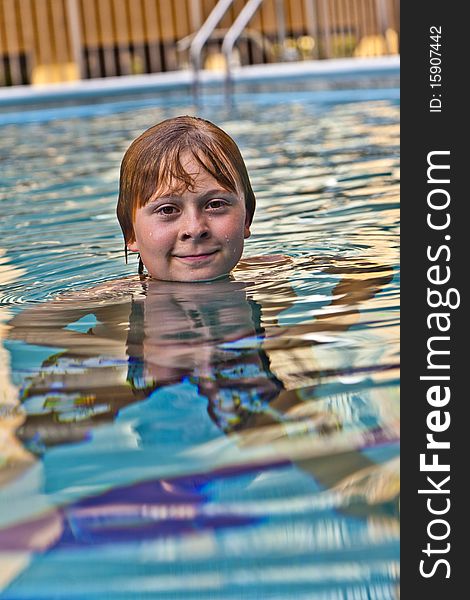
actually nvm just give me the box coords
[221,0,266,99]
[188,0,284,101]
[0,0,400,87]
[188,0,234,99]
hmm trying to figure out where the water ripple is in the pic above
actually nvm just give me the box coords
[0,91,399,598]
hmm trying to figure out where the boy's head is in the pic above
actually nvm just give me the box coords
[117,116,256,282]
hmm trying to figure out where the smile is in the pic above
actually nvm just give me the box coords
[174,250,219,263]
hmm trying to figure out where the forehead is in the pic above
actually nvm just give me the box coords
[151,151,235,198]
[179,151,203,174]
[176,153,219,185]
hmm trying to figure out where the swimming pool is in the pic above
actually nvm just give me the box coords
[0,70,399,598]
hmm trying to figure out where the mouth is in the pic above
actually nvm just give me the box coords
[174,249,219,263]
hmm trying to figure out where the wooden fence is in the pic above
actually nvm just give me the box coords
[0,0,399,86]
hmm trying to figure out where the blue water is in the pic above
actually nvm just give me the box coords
[0,82,399,598]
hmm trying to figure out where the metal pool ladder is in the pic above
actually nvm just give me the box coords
[189,0,286,103]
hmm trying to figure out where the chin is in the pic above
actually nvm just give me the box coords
[149,269,231,283]
[193,273,231,283]
[177,270,230,283]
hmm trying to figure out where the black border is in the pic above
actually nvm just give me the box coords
[401,2,464,596]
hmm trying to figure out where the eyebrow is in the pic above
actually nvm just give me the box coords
[149,189,237,205]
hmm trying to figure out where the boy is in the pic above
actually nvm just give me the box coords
[117,115,255,281]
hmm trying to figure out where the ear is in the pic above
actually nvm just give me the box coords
[127,240,139,252]
[244,215,251,239]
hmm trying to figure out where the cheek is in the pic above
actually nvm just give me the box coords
[136,221,172,250]
[218,214,247,241]
[133,217,147,244]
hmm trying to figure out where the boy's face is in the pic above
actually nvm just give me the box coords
[128,153,251,282]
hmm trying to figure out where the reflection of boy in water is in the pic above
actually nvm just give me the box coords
[126,278,286,433]
[11,263,392,444]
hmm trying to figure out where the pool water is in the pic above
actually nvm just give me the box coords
[0,85,399,599]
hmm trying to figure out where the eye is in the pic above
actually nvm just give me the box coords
[156,205,179,216]
[207,199,228,210]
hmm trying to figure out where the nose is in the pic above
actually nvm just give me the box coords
[179,210,210,241]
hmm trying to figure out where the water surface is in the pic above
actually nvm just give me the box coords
[0,88,399,599]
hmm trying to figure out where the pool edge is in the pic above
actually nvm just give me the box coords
[0,56,399,108]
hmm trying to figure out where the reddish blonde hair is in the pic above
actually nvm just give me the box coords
[116,116,256,247]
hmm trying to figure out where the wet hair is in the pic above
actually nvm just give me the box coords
[116,115,256,252]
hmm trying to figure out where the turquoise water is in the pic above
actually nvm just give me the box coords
[0,85,399,598]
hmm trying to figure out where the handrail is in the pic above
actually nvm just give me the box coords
[189,0,235,100]
[189,0,286,104]
[221,0,264,98]
[221,0,285,101]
